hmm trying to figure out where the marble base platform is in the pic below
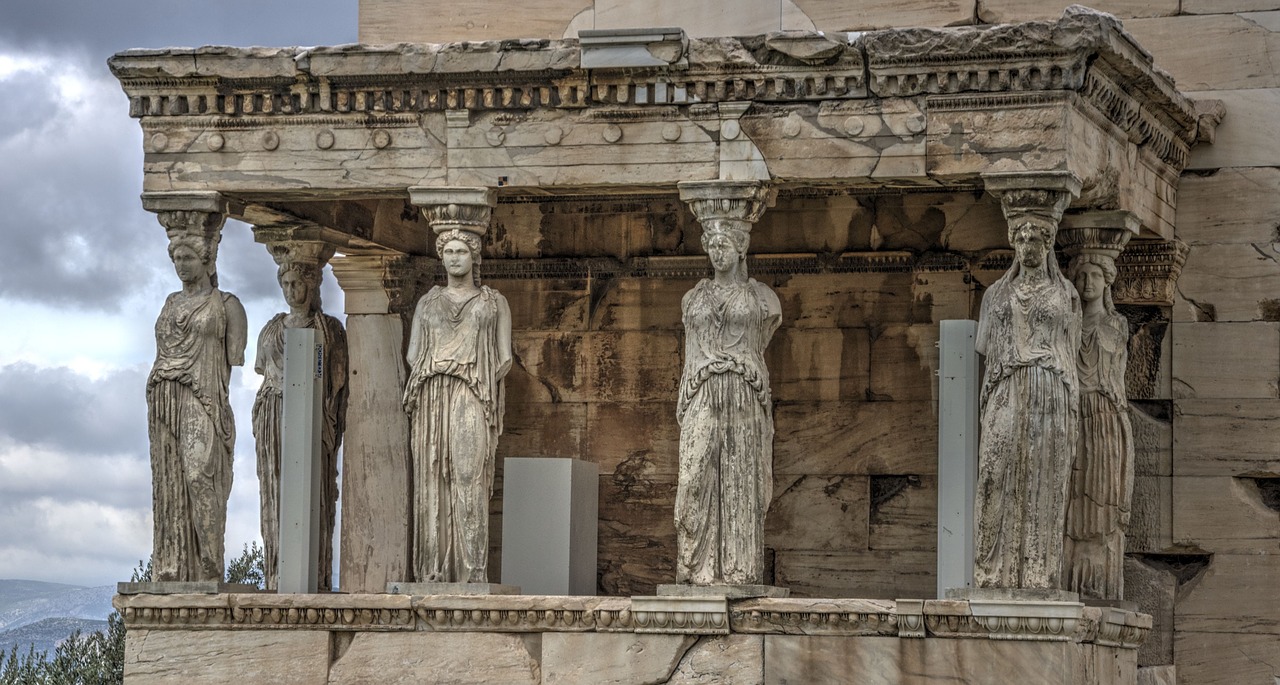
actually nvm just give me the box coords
[117,581,259,595]
[945,587,1081,602]
[385,581,521,595]
[656,583,790,598]
[114,593,1152,684]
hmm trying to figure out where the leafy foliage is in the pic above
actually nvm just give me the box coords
[1,546,264,683]
[225,542,265,589]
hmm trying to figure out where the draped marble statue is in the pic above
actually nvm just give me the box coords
[146,212,247,582]
[674,186,781,586]
[252,251,348,591]
[404,226,512,584]
[974,186,1081,590]
[1062,226,1135,601]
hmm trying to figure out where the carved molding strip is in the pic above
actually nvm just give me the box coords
[728,606,899,636]
[114,594,1150,647]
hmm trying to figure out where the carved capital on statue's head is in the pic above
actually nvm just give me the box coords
[263,239,336,271]
[408,186,497,239]
[1059,210,1140,263]
[983,172,1082,244]
[678,180,776,248]
[144,192,240,287]
[261,238,336,311]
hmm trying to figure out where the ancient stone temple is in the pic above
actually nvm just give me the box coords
[109,1,1278,683]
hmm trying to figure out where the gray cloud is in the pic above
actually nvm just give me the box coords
[0,0,356,586]
[0,1,355,64]
[0,363,148,456]
[0,54,166,311]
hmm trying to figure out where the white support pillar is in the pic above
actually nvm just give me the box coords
[937,319,979,598]
[279,327,324,594]
[501,458,599,595]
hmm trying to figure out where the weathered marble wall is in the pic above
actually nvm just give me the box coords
[469,191,1007,598]
[347,1,1280,681]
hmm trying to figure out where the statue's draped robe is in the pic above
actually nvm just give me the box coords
[1065,311,1134,599]
[252,312,349,590]
[404,286,506,583]
[974,265,1081,589]
[146,289,239,582]
[676,278,781,585]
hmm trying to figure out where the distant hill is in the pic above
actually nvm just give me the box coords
[0,579,116,658]
[0,617,109,657]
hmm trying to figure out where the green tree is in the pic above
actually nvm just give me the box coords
[225,542,265,588]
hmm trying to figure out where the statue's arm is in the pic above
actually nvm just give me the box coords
[974,286,994,357]
[761,284,782,337]
[405,294,429,369]
[224,293,249,368]
[495,293,513,379]
[252,318,273,376]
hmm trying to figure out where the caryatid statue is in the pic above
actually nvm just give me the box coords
[1059,213,1138,601]
[404,188,512,584]
[674,181,781,587]
[143,194,248,582]
[973,174,1081,590]
[252,240,349,591]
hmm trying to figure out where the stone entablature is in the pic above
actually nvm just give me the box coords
[109,8,1215,240]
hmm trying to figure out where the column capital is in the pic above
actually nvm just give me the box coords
[1058,210,1140,261]
[251,225,338,269]
[143,191,238,242]
[408,186,496,238]
[982,171,1081,234]
[330,253,431,316]
[263,241,337,280]
[1112,239,1189,307]
[677,180,776,233]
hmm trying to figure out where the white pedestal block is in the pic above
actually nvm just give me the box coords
[501,457,598,595]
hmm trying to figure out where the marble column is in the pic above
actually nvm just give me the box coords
[330,253,428,593]
[667,180,784,597]
[1057,211,1139,601]
[140,191,248,584]
[971,172,1081,591]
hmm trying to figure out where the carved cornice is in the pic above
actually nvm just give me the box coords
[631,596,730,635]
[728,599,899,636]
[1077,606,1152,649]
[116,595,417,632]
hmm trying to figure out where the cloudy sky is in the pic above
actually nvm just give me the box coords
[0,1,356,587]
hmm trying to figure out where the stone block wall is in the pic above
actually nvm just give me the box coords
[474,192,1004,598]
[354,1,1280,681]
[1126,3,1280,684]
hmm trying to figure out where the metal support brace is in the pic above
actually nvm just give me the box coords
[279,327,324,593]
[937,319,979,598]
